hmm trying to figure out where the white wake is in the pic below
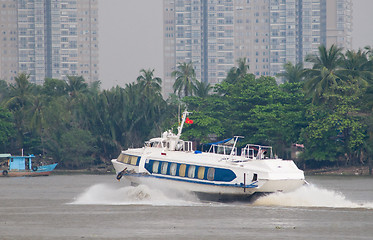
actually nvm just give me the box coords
[253,184,373,209]
[70,183,201,206]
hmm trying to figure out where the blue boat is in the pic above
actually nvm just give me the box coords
[0,154,58,177]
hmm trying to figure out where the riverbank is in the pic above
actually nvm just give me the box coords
[53,168,114,175]
[305,166,372,176]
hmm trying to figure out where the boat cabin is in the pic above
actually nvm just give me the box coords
[145,131,194,152]
[0,154,35,171]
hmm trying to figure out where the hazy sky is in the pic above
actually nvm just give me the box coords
[98,0,373,89]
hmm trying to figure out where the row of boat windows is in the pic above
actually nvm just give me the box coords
[117,154,140,166]
[117,154,237,182]
[150,160,216,181]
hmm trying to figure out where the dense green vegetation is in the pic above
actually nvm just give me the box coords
[0,45,372,171]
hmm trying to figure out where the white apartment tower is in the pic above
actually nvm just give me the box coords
[0,0,99,84]
[163,0,352,97]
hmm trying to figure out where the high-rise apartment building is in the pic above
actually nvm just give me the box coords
[163,0,352,97]
[0,0,99,85]
[326,0,352,49]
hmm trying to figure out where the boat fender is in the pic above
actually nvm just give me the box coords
[116,168,127,181]
[32,166,38,171]
[2,170,8,176]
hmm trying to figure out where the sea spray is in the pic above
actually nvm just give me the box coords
[253,183,373,209]
[70,183,201,206]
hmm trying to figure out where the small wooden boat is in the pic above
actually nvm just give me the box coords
[0,154,58,177]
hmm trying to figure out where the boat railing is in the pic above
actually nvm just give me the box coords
[183,141,193,152]
[241,144,274,160]
[208,144,237,156]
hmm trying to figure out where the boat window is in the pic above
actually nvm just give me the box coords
[124,155,131,164]
[117,154,125,163]
[161,162,168,175]
[152,161,159,173]
[179,164,186,177]
[152,141,162,148]
[188,165,196,178]
[217,146,225,154]
[252,173,258,181]
[207,168,215,181]
[130,156,138,165]
[170,163,177,176]
[197,167,205,179]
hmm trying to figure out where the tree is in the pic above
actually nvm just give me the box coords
[0,80,9,102]
[136,68,162,99]
[42,78,67,97]
[58,128,97,169]
[225,58,250,84]
[365,45,373,60]
[233,58,250,79]
[304,44,344,104]
[340,49,372,86]
[66,75,88,98]
[277,62,305,83]
[172,62,198,97]
[194,80,213,98]
[0,107,14,151]
[5,73,34,110]
[183,75,308,157]
[4,73,35,148]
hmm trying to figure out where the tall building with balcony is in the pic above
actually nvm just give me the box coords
[163,0,352,97]
[0,0,98,85]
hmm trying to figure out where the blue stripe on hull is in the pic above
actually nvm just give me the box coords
[122,172,258,189]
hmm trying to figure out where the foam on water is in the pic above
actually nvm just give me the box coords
[253,184,373,209]
[71,182,372,209]
[70,183,202,206]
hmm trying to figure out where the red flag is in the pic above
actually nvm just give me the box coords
[186,117,193,124]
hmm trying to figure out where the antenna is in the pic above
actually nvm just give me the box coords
[177,110,191,137]
[178,105,181,125]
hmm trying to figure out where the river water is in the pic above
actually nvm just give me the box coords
[0,174,372,239]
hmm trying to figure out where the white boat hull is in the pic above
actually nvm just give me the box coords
[112,157,305,200]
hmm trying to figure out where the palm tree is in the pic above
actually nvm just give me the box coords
[4,73,35,148]
[277,62,305,83]
[339,49,373,111]
[365,45,373,60]
[194,80,213,98]
[66,75,88,98]
[136,68,162,99]
[29,96,46,155]
[5,73,34,110]
[65,76,89,115]
[235,58,250,78]
[304,44,344,103]
[172,62,198,97]
[225,58,250,83]
[340,49,372,85]
[0,80,9,102]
